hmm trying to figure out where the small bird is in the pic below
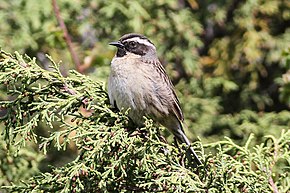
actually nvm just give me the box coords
[108,33,202,166]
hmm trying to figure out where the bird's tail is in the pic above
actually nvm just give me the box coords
[179,131,203,166]
[160,117,203,166]
[173,124,203,167]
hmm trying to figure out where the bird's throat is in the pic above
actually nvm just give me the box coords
[116,48,127,57]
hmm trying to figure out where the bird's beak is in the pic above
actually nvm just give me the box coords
[109,41,124,48]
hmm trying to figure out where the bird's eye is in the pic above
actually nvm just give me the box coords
[129,41,137,48]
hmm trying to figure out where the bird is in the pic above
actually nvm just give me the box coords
[108,33,202,166]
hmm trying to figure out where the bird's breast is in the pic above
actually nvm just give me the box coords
[108,56,171,125]
[109,57,150,111]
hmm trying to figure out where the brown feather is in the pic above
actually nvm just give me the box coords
[143,58,184,122]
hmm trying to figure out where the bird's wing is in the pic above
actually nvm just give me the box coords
[151,60,184,122]
[108,74,116,108]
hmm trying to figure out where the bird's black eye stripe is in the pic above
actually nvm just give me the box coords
[125,41,137,50]
[124,41,138,49]
[129,41,137,48]
[121,40,149,56]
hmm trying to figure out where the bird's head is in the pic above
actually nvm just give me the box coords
[109,33,157,58]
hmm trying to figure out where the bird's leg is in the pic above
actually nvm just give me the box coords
[174,137,185,167]
[159,135,168,144]
[174,136,180,151]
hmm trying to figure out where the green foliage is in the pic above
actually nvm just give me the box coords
[0,50,108,151]
[1,50,289,192]
[202,0,290,111]
[0,0,53,52]
[279,48,290,105]
[0,0,289,192]
[0,135,43,188]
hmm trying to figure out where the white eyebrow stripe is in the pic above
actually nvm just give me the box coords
[124,37,156,49]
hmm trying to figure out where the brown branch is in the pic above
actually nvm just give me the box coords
[51,0,83,73]
[269,176,279,193]
[268,139,279,193]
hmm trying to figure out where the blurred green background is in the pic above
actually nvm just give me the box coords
[0,0,289,188]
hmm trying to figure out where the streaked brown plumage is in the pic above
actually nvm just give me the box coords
[108,33,202,166]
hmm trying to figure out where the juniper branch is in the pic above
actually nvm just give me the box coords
[0,50,289,192]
